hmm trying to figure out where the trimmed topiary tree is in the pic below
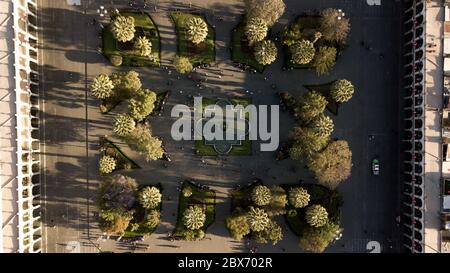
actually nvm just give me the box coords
[109,55,123,67]
[245,17,268,45]
[311,114,334,138]
[330,79,355,103]
[173,55,193,74]
[143,210,161,229]
[251,185,272,206]
[305,204,328,227]
[247,206,270,232]
[138,186,162,209]
[183,206,206,230]
[185,17,208,45]
[99,155,117,174]
[254,40,278,65]
[288,187,310,208]
[134,36,152,57]
[290,40,315,65]
[110,15,136,42]
[113,114,136,137]
[91,74,114,99]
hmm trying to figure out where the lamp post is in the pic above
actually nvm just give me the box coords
[337,9,345,20]
[96,5,108,18]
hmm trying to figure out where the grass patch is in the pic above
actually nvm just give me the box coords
[304,81,340,115]
[231,18,265,73]
[281,184,343,236]
[173,181,216,240]
[123,184,162,238]
[99,137,140,173]
[102,11,161,67]
[170,12,215,67]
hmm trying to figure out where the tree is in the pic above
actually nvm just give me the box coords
[290,40,315,65]
[173,55,193,74]
[305,204,328,227]
[244,0,285,27]
[99,209,134,235]
[330,79,355,103]
[125,124,164,161]
[111,71,142,98]
[134,36,152,57]
[138,186,162,209]
[252,220,283,245]
[183,206,206,230]
[312,46,337,75]
[99,155,117,174]
[295,90,327,122]
[182,185,193,198]
[299,222,341,253]
[254,40,278,65]
[288,187,310,208]
[226,208,251,240]
[289,127,329,161]
[128,88,157,121]
[308,140,352,189]
[91,74,114,99]
[245,17,268,45]
[110,15,136,42]
[247,206,270,232]
[143,210,161,229]
[251,185,272,206]
[265,185,287,216]
[110,55,123,67]
[281,24,302,47]
[319,8,350,43]
[185,17,208,45]
[311,114,334,138]
[113,114,136,137]
[98,175,138,211]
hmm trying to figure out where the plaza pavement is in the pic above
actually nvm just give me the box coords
[39,0,403,253]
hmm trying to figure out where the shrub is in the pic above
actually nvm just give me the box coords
[311,114,334,138]
[98,175,138,211]
[225,208,251,240]
[185,17,208,45]
[91,74,114,99]
[113,114,136,137]
[182,186,193,198]
[254,40,278,65]
[134,36,152,57]
[251,185,272,206]
[312,46,337,75]
[99,155,117,174]
[143,210,161,229]
[330,79,355,103]
[305,204,328,227]
[290,40,315,65]
[99,209,134,235]
[244,0,285,27]
[173,55,193,74]
[110,15,136,42]
[110,55,123,67]
[288,187,310,208]
[247,206,270,232]
[299,222,342,253]
[245,17,268,45]
[183,206,206,230]
[128,88,157,122]
[138,186,162,209]
[281,24,302,47]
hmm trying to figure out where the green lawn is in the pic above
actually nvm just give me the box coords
[231,19,265,73]
[99,137,140,174]
[304,81,340,115]
[170,12,215,67]
[173,182,216,239]
[282,184,343,236]
[102,11,161,67]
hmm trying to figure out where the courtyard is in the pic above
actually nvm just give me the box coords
[38,0,403,253]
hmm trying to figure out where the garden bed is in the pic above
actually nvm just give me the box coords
[99,137,140,172]
[304,81,340,115]
[170,12,215,67]
[151,91,171,117]
[231,18,265,73]
[173,181,216,240]
[281,184,342,236]
[102,11,161,67]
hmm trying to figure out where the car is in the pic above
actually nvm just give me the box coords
[372,158,380,175]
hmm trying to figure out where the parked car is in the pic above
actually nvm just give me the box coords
[372,158,380,175]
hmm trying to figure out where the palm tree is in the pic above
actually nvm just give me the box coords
[311,114,334,138]
[247,207,270,232]
[185,17,208,45]
[134,36,152,57]
[110,15,136,42]
[330,79,354,103]
[254,40,278,65]
[113,114,136,137]
[99,155,117,174]
[183,206,206,230]
[290,40,315,65]
[138,186,162,209]
[245,17,268,45]
[91,74,114,99]
[288,187,310,208]
[251,185,272,206]
[305,205,328,227]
